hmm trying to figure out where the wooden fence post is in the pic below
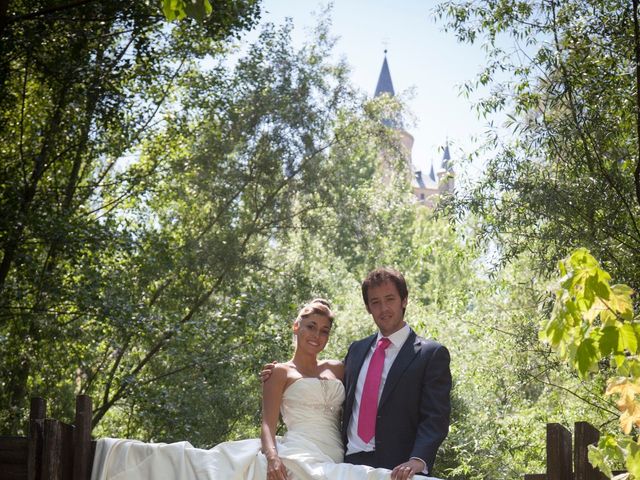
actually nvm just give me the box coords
[42,419,73,480]
[73,395,92,480]
[574,422,606,480]
[547,423,572,480]
[27,397,46,480]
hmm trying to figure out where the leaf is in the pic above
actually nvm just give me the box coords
[576,338,598,378]
[601,308,618,326]
[599,326,619,357]
[625,440,640,478]
[587,270,612,300]
[570,248,602,272]
[588,444,614,478]
[609,284,635,321]
[606,378,640,434]
[542,317,567,348]
[162,0,176,20]
[558,259,567,277]
[620,324,638,354]
[590,433,628,479]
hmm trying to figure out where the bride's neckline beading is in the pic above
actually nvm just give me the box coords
[319,378,334,414]
[293,376,341,382]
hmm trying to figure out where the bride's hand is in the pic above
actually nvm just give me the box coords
[266,453,289,480]
[260,361,277,383]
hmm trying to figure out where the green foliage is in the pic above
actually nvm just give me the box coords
[432,1,640,473]
[0,2,425,446]
[541,248,637,378]
[436,0,640,289]
[543,248,640,478]
[402,235,621,479]
[0,0,261,433]
[163,0,213,22]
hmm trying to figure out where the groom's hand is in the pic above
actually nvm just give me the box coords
[390,458,424,480]
[260,361,277,383]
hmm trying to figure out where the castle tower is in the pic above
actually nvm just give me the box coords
[373,52,453,206]
[374,51,414,185]
[437,142,455,194]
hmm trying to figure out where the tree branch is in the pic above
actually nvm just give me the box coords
[6,0,99,24]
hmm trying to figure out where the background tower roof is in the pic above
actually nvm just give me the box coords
[441,143,453,172]
[429,162,437,183]
[374,51,395,97]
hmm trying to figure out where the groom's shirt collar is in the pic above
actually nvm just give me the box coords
[376,322,410,349]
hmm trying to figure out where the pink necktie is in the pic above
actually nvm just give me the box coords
[358,337,391,443]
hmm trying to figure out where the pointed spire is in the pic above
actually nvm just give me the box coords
[429,162,436,183]
[374,50,395,97]
[441,141,453,172]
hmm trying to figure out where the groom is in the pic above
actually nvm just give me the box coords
[342,267,451,479]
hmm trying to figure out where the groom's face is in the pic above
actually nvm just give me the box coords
[365,280,407,337]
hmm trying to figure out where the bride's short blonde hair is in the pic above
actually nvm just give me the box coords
[295,299,334,326]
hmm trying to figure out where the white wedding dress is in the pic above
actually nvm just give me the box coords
[91,378,439,479]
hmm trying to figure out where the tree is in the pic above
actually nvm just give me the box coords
[435,0,640,287]
[0,0,261,432]
[430,4,640,473]
[0,3,426,444]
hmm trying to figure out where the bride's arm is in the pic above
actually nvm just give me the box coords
[261,364,289,480]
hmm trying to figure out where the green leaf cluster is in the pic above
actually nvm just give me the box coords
[541,248,640,478]
[163,0,213,22]
[541,248,636,378]
[435,0,640,291]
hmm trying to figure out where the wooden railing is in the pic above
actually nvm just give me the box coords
[524,422,623,479]
[0,396,95,480]
[0,397,624,480]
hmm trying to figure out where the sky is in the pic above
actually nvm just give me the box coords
[246,0,493,178]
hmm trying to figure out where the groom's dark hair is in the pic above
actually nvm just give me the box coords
[361,267,408,308]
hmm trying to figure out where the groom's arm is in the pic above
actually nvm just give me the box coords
[411,343,452,473]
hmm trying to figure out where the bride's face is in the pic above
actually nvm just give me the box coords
[294,313,332,353]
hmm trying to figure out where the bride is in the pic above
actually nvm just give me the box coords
[91,300,440,480]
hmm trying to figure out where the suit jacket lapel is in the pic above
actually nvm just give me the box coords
[346,334,377,404]
[379,330,419,408]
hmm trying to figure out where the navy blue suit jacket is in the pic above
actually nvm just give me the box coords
[341,329,451,473]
